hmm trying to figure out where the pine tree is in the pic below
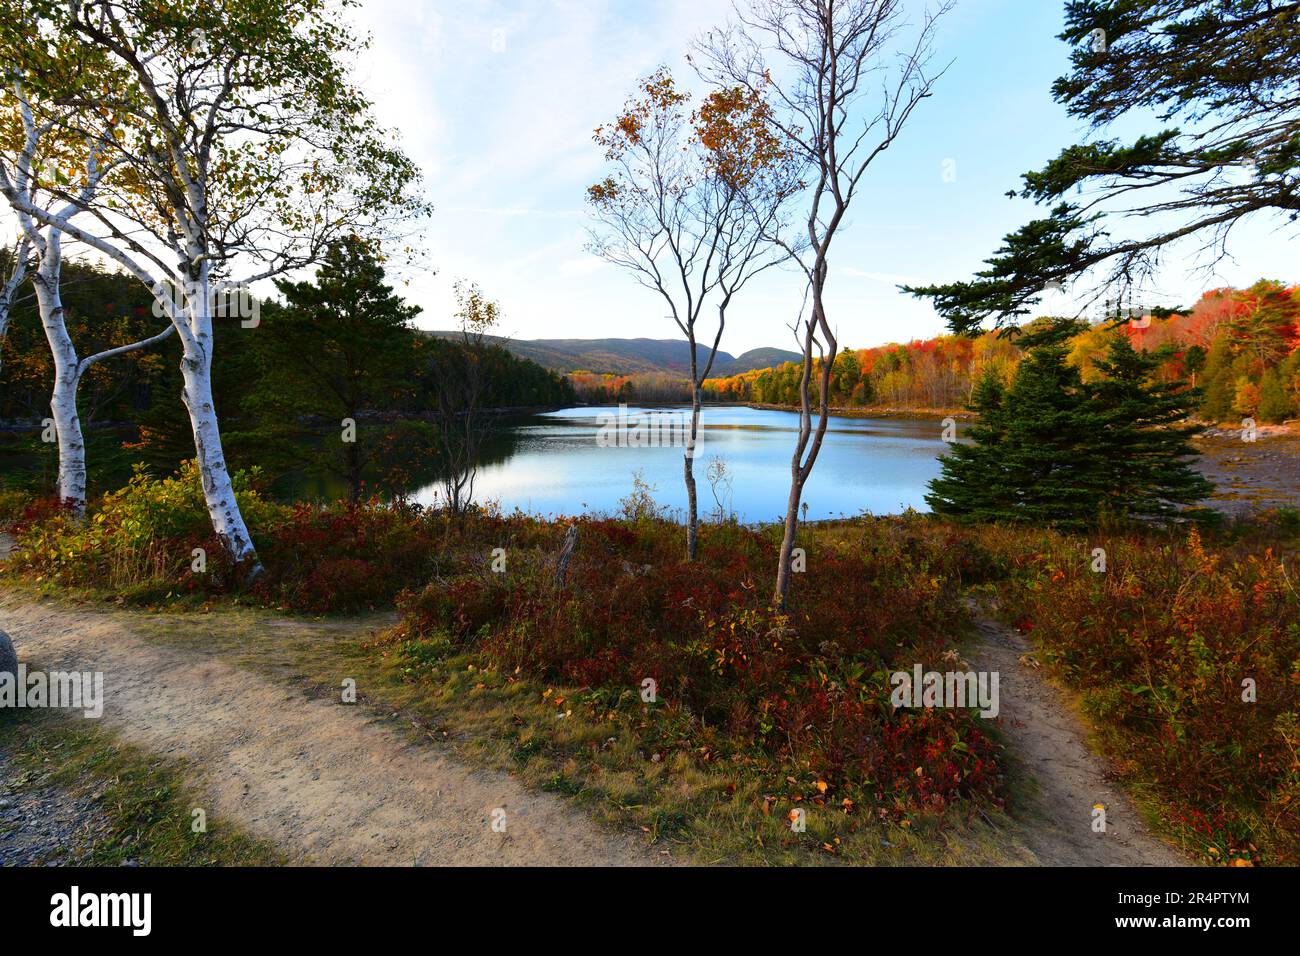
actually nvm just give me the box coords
[930,325,1101,526]
[1085,335,1213,521]
[1198,338,1237,421]
[925,367,1012,521]
[907,2,1300,335]
[255,237,421,501]
[992,340,1103,528]
[928,330,1213,527]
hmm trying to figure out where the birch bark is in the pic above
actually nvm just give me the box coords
[0,237,30,376]
[29,228,86,513]
[176,259,258,564]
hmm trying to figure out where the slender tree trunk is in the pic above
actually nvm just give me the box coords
[48,362,85,515]
[346,431,361,504]
[179,261,261,573]
[0,238,30,378]
[30,231,87,518]
[773,281,836,610]
[684,381,702,561]
[461,358,478,513]
[773,349,810,609]
[773,470,803,607]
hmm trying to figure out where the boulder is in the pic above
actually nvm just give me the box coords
[0,629,16,678]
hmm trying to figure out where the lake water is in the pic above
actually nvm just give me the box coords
[413,405,958,522]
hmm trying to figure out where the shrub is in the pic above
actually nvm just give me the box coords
[7,466,481,612]
[0,488,38,528]
[252,501,440,612]
[7,461,282,596]
[395,572,513,642]
[1,492,65,533]
[392,515,1003,815]
[973,521,1300,864]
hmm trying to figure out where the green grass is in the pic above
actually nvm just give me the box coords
[0,704,283,866]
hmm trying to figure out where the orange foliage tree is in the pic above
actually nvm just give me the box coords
[586,66,800,561]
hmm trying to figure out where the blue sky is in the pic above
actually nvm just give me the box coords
[348,0,1298,354]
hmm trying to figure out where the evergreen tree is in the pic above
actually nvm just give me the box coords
[1086,335,1213,521]
[255,237,422,501]
[993,340,1103,528]
[1280,351,1300,412]
[929,330,1213,527]
[1181,344,1207,389]
[925,367,1013,522]
[1198,338,1239,421]
[907,1,1300,334]
[1258,368,1295,423]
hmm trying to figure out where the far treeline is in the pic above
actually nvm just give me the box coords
[0,240,575,496]
[701,280,1300,422]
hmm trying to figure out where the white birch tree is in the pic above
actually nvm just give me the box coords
[0,235,31,375]
[1,82,174,516]
[0,0,427,570]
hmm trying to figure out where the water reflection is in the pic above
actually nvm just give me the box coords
[412,405,958,522]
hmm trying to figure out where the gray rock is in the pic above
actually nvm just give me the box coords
[0,629,17,678]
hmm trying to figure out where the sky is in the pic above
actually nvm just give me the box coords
[17,1,1292,356]
[341,0,1299,355]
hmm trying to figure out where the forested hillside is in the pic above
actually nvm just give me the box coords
[704,281,1300,421]
[0,258,575,485]
[426,332,801,378]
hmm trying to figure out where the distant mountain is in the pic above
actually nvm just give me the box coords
[424,333,801,377]
[727,347,804,375]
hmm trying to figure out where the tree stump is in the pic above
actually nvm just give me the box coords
[554,524,579,588]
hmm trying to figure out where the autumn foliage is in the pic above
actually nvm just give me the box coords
[705,329,1021,410]
[5,466,1299,861]
[704,281,1300,422]
[393,514,1004,816]
[972,520,1300,865]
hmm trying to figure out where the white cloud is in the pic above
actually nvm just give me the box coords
[840,268,927,287]
[559,255,608,276]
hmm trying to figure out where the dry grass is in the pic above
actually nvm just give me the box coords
[0,587,1035,866]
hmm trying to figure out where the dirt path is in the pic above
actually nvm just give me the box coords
[0,598,667,867]
[966,609,1185,866]
[0,512,1184,867]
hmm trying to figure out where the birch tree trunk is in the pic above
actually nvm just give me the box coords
[29,230,87,517]
[178,261,261,572]
[0,238,30,377]
[772,465,803,607]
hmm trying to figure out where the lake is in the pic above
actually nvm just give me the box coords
[413,405,959,522]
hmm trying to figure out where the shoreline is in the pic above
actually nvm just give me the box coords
[737,402,971,420]
[567,400,974,421]
[1193,425,1300,516]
